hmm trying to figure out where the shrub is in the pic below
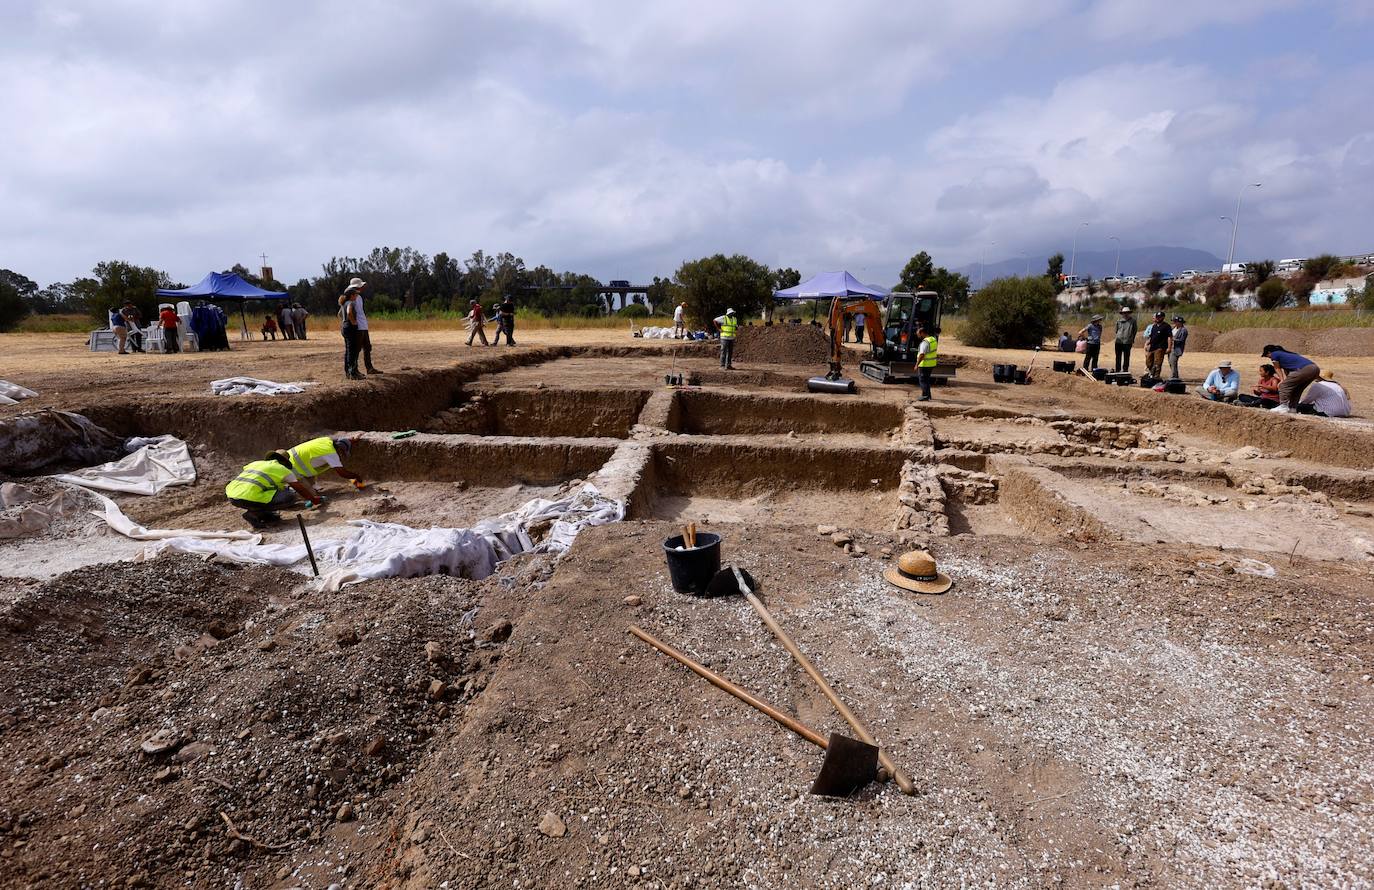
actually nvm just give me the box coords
[617,303,649,318]
[0,277,29,332]
[1255,277,1287,310]
[1249,259,1276,284]
[960,275,1059,348]
[1287,273,1315,306]
[675,253,773,327]
[1302,254,1342,282]
[1164,282,1179,297]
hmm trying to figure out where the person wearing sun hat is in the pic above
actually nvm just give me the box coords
[1075,314,1104,371]
[1297,367,1351,417]
[1196,359,1240,402]
[1113,304,1138,373]
[883,550,953,595]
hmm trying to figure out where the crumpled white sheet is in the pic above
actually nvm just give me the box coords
[88,490,260,542]
[138,483,624,589]
[638,326,679,340]
[210,377,314,396]
[51,435,196,496]
[0,380,38,406]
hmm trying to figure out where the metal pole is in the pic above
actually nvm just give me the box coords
[297,514,320,577]
[1109,236,1121,277]
[1226,183,1261,268]
[1069,222,1087,276]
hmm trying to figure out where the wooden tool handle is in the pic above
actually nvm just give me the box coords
[628,625,827,750]
[744,591,917,796]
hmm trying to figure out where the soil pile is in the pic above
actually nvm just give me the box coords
[1186,325,1219,352]
[733,323,832,364]
[0,556,519,886]
[1211,327,1374,357]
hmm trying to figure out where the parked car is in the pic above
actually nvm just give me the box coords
[1123,275,1141,285]
[1222,263,1249,274]
[1102,276,1122,285]
[1277,259,1304,272]
[1177,270,1200,281]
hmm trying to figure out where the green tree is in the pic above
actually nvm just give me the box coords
[927,268,972,313]
[961,275,1059,348]
[1249,259,1276,284]
[1045,253,1065,293]
[1302,254,1342,282]
[30,281,87,314]
[1255,277,1287,310]
[84,260,175,322]
[0,276,30,332]
[646,276,681,315]
[674,253,773,326]
[898,251,935,291]
[774,267,801,290]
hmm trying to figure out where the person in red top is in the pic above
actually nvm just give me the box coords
[158,304,181,353]
[1253,363,1280,408]
[465,299,488,346]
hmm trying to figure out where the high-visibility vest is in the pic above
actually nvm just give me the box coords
[918,336,939,368]
[287,436,337,479]
[225,460,293,504]
[720,315,738,339]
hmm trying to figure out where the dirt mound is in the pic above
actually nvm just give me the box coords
[0,556,520,886]
[1308,327,1374,356]
[1211,328,1309,356]
[1186,325,1219,352]
[733,323,832,364]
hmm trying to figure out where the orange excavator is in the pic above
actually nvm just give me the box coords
[806,290,950,394]
[807,298,886,394]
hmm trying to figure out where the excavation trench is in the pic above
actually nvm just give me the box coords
[667,389,904,437]
[424,388,651,438]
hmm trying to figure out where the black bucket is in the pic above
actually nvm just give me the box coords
[991,364,1004,382]
[1013,369,1027,384]
[663,533,722,595]
[1091,367,1108,381]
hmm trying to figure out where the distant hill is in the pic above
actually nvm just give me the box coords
[959,246,1226,284]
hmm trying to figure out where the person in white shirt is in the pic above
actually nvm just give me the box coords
[350,281,382,374]
[853,310,867,344]
[1196,359,1241,402]
[1299,372,1351,417]
[673,302,686,339]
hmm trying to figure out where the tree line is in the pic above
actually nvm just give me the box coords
[0,246,973,333]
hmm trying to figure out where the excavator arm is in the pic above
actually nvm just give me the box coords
[823,297,886,381]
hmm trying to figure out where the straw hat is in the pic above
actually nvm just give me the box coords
[1320,369,1335,381]
[347,277,367,291]
[883,550,952,595]
[1217,360,1232,368]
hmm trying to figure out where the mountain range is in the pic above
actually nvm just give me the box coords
[956,246,1226,285]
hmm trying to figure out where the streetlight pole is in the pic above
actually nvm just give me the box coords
[979,241,996,289]
[1108,236,1121,278]
[1219,216,1233,268]
[1069,222,1088,276]
[1225,182,1262,268]
[1020,253,1029,275]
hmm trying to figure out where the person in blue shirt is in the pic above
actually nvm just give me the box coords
[1075,314,1103,371]
[108,305,128,355]
[1196,359,1240,402]
[1260,344,1321,414]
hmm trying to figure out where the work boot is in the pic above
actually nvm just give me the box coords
[243,511,279,529]
[918,396,931,402]
[348,372,366,381]
[366,367,384,374]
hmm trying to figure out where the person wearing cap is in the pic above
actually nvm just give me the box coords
[883,550,953,595]
[1113,305,1138,373]
[283,435,366,498]
[1260,344,1320,414]
[1196,360,1240,402]
[224,451,319,529]
[1143,311,1170,378]
[339,280,364,380]
[465,299,489,346]
[1167,315,1189,379]
[1075,314,1103,371]
[1297,369,1350,417]
[673,302,687,339]
[713,308,738,370]
[915,321,938,402]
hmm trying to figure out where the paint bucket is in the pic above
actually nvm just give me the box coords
[663,533,722,595]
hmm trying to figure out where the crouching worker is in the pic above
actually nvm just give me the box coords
[225,452,319,529]
[285,435,365,495]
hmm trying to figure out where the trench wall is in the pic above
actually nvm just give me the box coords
[669,391,903,436]
[348,432,618,486]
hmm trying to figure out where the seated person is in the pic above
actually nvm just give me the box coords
[1058,331,1074,352]
[1252,363,1280,407]
[261,314,278,340]
[1298,371,1351,418]
[1196,359,1240,402]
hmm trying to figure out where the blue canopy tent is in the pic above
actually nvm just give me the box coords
[773,270,889,300]
[158,271,289,350]
[773,270,889,323]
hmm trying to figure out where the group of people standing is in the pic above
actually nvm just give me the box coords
[1066,306,1190,379]
[464,296,517,347]
[107,301,186,355]
[261,303,310,341]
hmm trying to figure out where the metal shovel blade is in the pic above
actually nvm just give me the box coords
[810,732,878,797]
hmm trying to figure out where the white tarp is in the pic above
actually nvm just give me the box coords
[51,435,196,496]
[88,490,260,542]
[638,326,679,340]
[138,483,624,588]
[210,377,314,396]
[0,482,91,539]
[0,381,38,406]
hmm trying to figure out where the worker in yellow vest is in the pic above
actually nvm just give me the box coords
[283,435,365,501]
[915,322,939,402]
[712,308,738,370]
[224,452,319,529]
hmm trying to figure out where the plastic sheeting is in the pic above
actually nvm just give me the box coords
[138,483,625,588]
[0,409,126,474]
[51,435,196,496]
[0,482,92,539]
[210,377,313,396]
[0,381,38,406]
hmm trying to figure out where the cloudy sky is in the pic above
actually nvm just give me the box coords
[3,0,1371,287]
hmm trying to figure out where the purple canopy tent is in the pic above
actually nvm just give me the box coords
[157,271,289,341]
[773,270,889,322]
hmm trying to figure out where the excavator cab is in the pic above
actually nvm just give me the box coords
[859,291,955,385]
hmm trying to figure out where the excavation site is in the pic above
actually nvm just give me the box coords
[1,336,1372,889]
